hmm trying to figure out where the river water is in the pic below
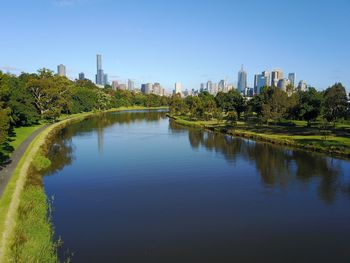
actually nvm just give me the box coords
[43,110,350,262]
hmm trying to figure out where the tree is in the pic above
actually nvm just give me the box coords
[297,87,323,126]
[0,71,11,145]
[71,86,98,113]
[169,94,188,115]
[96,89,112,110]
[0,108,10,145]
[8,78,40,126]
[260,87,289,124]
[26,69,72,120]
[323,83,348,126]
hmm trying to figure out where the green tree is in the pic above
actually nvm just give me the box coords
[71,86,98,113]
[169,94,188,115]
[96,89,112,110]
[260,87,289,124]
[323,83,348,126]
[297,87,323,126]
[26,69,72,120]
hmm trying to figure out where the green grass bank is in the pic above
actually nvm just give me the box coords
[169,115,350,159]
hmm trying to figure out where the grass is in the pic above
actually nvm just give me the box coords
[170,115,350,159]
[0,106,168,262]
[9,124,45,151]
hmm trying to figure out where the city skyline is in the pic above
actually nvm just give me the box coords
[1,0,350,92]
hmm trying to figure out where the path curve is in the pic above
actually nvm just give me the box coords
[0,125,49,198]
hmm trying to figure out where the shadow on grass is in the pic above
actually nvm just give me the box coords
[0,128,16,167]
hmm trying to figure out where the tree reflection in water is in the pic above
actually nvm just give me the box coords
[45,110,167,175]
[169,120,350,204]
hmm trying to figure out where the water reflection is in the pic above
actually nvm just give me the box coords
[46,113,349,204]
[169,120,349,203]
[46,110,167,174]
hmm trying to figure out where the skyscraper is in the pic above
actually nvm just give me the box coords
[261,71,270,87]
[271,69,283,87]
[145,83,153,94]
[237,65,247,93]
[153,83,161,95]
[103,74,108,85]
[95,54,106,86]
[254,71,270,95]
[128,79,135,90]
[218,80,227,92]
[78,72,85,80]
[277,78,290,92]
[206,81,213,93]
[288,73,295,87]
[175,82,182,94]
[254,74,259,91]
[57,64,66,77]
[297,80,308,91]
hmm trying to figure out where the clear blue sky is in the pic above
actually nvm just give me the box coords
[1,0,350,92]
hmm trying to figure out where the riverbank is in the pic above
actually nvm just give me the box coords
[0,106,168,262]
[169,115,350,159]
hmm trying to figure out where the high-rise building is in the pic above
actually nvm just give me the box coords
[128,79,135,90]
[153,83,161,95]
[254,74,259,91]
[261,71,270,87]
[175,82,182,94]
[57,64,66,77]
[95,54,107,86]
[218,80,227,92]
[78,72,85,80]
[206,81,213,93]
[103,74,108,85]
[200,83,205,92]
[145,83,153,94]
[297,80,308,92]
[288,73,295,87]
[254,71,270,95]
[277,78,290,92]
[271,69,283,87]
[237,65,247,93]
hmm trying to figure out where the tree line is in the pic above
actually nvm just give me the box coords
[0,68,169,148]
[170,83,349,126]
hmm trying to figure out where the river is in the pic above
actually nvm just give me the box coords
[43,110,350,262]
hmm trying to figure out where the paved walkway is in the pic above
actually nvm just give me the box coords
[0,125,49,198]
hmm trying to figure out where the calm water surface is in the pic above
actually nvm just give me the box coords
[43,110,350,262]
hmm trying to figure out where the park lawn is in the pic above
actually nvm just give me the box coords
[9,124,45,151]
[170,115,350,158]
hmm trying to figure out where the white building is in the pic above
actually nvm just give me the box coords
[174,82,182,95]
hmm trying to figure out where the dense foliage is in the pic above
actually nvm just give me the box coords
[170,84,349,126]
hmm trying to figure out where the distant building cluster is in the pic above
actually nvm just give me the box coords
[55,56,310,98]
[140,83,167,96]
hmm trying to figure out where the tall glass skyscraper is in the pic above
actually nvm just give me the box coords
[95,54,106,85]
[237,65,247,93]
[288,73,295,87]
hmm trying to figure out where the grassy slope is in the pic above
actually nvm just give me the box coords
[9,124,45,151]
[0,106,168,262]
[170,116,350,158]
